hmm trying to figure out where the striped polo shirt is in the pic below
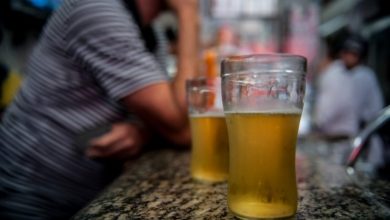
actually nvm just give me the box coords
[0,0,167,219]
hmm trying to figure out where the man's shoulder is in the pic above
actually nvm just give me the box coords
[320,60,345,80]
[323,60,344,75]
[354,65,376,79]
[356,65,374,74]
[70,0,126,12]
[350,65,380,90]
[66,0,137,37]
[71,0,122,6]
[48,0,126,28]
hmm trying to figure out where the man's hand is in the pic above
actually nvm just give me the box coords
[86,123,146,160]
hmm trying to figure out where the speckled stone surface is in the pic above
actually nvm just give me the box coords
[73,146,390,219]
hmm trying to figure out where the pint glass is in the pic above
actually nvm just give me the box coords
[221,54,306,219]
[187,78,229,182]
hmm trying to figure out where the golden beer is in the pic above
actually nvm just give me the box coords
[225,111,301,219]
[190,114,229,182]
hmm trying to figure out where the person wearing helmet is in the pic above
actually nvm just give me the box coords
[315,35,384,165]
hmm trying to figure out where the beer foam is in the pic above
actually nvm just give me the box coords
[224,108,302,115]
[190,112,225,118]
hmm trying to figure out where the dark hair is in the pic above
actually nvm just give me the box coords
[341,34,368,58]
[122,0,157,53]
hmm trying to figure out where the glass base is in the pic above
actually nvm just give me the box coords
[231,211,296,220]
[191,175,227,183]
[229,202,296,220]
[191,171,228,183]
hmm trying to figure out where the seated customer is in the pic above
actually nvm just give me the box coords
[0,0,197,219]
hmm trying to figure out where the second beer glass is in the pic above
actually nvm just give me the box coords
[221,54,306,219]
[187,78,229,182]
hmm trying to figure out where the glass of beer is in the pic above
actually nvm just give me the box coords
[187,77,229,182]
[221,54,306,219]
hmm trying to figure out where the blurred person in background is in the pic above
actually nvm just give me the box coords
[0,0,197,219]
[314,35,384,166]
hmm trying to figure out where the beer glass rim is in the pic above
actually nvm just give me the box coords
[222,53,306,62]
[221,53,307,76]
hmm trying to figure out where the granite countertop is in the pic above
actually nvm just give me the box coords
[73,142,390,219]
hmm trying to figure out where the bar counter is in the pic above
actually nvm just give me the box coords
[73,140,390,219]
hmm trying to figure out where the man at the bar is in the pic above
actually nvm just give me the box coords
[0,0,197,219]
